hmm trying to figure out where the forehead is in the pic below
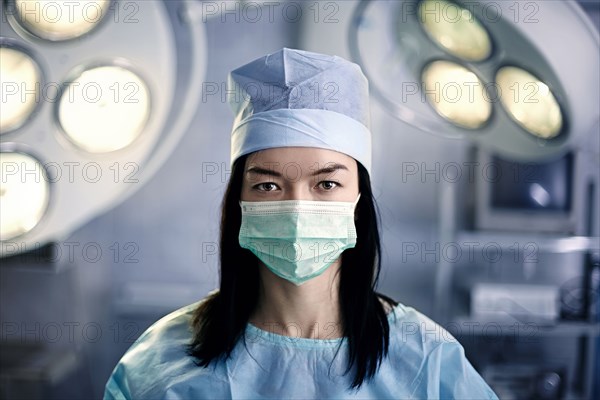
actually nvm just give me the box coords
[245,147,357,170]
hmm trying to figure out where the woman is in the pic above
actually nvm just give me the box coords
[104,48,498,399]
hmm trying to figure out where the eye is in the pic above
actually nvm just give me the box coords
[318,181,340,191]
[254,182,280,192]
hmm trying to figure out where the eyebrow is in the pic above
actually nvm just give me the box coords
[246,166,282,178]
[310,163,348,177]
[245,163,349,178]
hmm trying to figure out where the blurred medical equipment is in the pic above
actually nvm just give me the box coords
[482,364,566,400]
[0,1,206,398]
[347,0,599,162]
[0,0,206,257]
[471,283,560,322]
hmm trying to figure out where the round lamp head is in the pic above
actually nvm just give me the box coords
[349,0,599,161]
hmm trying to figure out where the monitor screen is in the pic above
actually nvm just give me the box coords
[491,153,573,211]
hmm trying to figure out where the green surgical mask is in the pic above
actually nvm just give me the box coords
[238,194,360,285]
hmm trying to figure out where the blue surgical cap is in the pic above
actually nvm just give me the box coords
[227,48,372,174]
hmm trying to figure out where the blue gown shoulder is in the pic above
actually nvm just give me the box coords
[104,300,498,399]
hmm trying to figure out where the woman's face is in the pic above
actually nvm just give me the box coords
[241,147,359,202]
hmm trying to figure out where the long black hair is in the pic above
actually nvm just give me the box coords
[188,153,397,389]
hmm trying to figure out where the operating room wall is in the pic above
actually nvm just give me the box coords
[1,2,599,399]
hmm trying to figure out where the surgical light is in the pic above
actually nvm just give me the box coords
[418,0,492,62]
[346,0,599,161]
[12,0,111,41]
[0,46,41,133]
[496,66,563,139]
[421,60,491,129]
[0,1,207,257]
[0,152,49,241]
[58,66,151,153]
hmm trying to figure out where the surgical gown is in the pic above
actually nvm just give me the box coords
[104,301,498,399]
